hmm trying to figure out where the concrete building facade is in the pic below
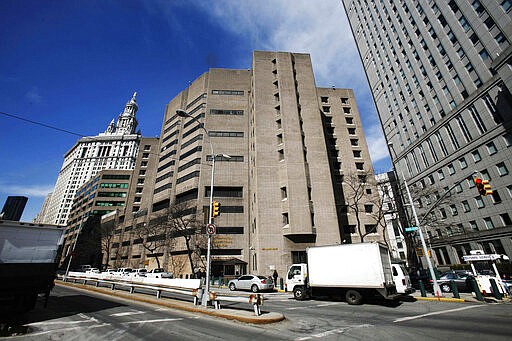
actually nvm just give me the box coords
[109,51,381,279]
[342,0,512,265]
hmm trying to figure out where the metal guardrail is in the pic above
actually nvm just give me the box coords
[58,273,264,316]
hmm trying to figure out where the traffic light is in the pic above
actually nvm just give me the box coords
[474,177,493,196]
[474,177,485,196]
[211,201,220,218]
[481,179,493,196]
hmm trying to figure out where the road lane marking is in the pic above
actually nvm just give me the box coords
[28,314,99,326]
[122,318,183,325]
[295,324,374,340]
[19,323,111,337]
[393,305,486,323]
[110,310,146,317]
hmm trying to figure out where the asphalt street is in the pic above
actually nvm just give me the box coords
[2,284,512,340]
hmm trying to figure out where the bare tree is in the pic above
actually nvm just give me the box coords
[343,170,380,243]
[135,218,169,269]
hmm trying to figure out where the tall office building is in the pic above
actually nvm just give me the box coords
[0,196,28,221]
[41,93,142,226]
[342,0,512,264]
[114,51,381,277]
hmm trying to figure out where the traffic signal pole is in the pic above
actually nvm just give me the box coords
[402,174,442,297]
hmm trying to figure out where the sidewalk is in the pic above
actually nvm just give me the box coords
[56,280,285,324]
[409,290,511,303]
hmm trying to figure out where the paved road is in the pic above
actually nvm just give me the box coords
[2,285,512,340]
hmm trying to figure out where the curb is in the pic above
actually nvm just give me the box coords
[56,280,285,324]
[414,296,466,303]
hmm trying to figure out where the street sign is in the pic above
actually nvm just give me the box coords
[206,223,216,235]
[405,226,418,232]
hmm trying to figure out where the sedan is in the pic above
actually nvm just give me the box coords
[228,275,274,292]
[431,271,472,293]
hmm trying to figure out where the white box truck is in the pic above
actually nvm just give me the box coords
[0,220,64,313]
[286,243,397,304]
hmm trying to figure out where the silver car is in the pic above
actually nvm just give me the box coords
[228,275,274,292]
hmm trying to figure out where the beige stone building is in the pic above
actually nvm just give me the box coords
[106,51,381,279]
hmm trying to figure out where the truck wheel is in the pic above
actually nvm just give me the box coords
[293,286,306,300]
[345,290,363,305]
[251,284,259,293]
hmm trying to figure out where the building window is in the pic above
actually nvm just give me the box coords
[211,89,244,95]
[365,224,377,234]
[500,213,512,226]
[462,200,471,212]
[364,204,373,213]
[472,150,482,162]
[278,149,284,161]
[487,142,498,155]
[341,97,349,104]
[469,220,479,231]
[281,187,287,200]
[491,191,502,203]
[448,164,455,175]
[459,157,468,169]
[350,139,359,146]
[484,217,495,229]
[355,162,364,170]
[497,162,509,176]
[475,196,485,208]
[282,213,289,226]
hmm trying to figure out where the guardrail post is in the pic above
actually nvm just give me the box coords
[95,281,100,287]
[489,278,503,300]
[419,280,427,297]
[130,286,135,294]
[111,283,116,290]
[468,277,484,301]
[450,280,460,299]
[194,289,202,305]
[156,290,162,299]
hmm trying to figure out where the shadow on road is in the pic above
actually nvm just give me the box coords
[0,293,125,336]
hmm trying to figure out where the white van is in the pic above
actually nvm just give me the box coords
[392,263,413,294]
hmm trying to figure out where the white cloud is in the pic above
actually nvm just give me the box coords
[195,0,389,164]
[1,184,53,197]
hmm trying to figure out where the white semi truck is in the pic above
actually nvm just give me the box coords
[0,220,64,313]
[286,243,397,304]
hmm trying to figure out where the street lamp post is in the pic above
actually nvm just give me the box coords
[176,109,229,306]
[388,143,442,296]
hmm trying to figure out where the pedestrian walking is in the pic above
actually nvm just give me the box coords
[272,269,278,286]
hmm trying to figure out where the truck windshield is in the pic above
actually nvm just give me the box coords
[288,265,301,279]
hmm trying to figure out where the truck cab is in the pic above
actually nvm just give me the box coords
[286,264,308,299]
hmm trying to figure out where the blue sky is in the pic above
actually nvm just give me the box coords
[0,0,391,222]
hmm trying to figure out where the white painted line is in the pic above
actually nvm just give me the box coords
[110,310,146,317]
[18,323,111,337]
[295,324,373,340]
[315,302,340,307]
[122,318,183,325]
[393,305,486,323]
[29,314,98,326]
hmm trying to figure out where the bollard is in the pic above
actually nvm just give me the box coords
[280,278,284,291]
[489,278,503,300]
[450,280,460,299]
[419,280,427,297]
[468,277,484,301]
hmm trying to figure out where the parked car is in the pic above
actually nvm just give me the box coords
[502,280,512,295]
[146,268,173,279]
[228,274,274,292]
[85,268,100,274]
[431,271,473,293]
[392,263,413,294]
[131,268,147,277]
[115,268,133,276]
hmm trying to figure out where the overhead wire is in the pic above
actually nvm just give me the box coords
[0,111,86,137]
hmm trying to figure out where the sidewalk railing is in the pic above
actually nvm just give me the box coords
[58,272,264,316]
